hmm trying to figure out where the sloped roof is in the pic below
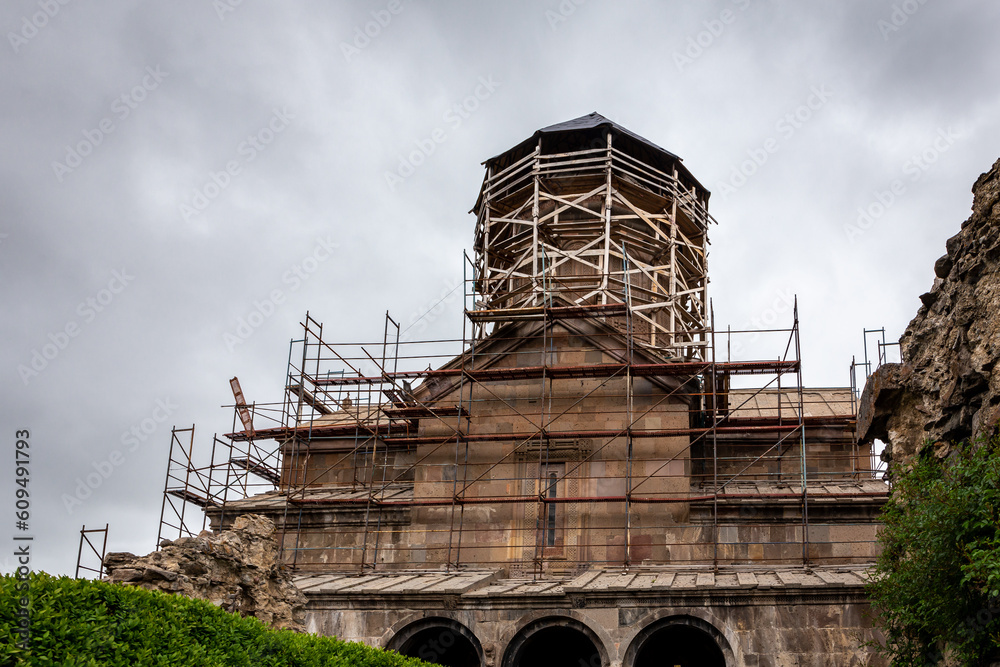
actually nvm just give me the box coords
[408,315,688,407]
[284,373,856,436]
[481,112,709,199]
[308,402,391,429]
[294,565,872,597]
[494,111,680,162]
[287,316,690,433]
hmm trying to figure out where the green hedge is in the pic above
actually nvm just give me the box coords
[0,572,436,667]
[868,434,1000,666]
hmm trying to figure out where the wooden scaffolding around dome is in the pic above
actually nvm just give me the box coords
[471,115,712,360]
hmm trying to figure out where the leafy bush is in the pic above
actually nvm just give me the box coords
[0,572,436,667]
[869,434,1000,666]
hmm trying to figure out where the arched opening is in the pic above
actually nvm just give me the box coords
[389,618,482,667]
[627,618,727,667]
[503,618,605,667]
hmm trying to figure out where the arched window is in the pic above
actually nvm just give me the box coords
[502,617,606,667]
[388,618,483,667]
[624,616,730,667]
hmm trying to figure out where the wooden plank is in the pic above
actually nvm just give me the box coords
[538,185,608,223]
[285,383,335,415]
[485,148,538,186]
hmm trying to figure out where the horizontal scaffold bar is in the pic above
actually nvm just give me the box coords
[464,302,629,322]
[227,414,852,444]
[228,457,281,485]
[286,490,887,508]
[382,405,469,419]
[167,488,220,508]
[380,420,844,446]
[310,360,800,387]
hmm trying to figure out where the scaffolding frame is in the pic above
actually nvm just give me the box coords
[471,130,713,358]
[155,288,881,574]
[204,277,879,575]
[74,523,108,579]
[158,123,884,577]
[850,327,899,483]
[156,415,282,546]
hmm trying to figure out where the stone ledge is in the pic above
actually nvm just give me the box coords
[296,565,871,603]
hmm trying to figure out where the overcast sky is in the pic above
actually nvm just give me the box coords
[2,0,999,576]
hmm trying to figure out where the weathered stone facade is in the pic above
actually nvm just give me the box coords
[296,567,880,667]
[222,317,881,576]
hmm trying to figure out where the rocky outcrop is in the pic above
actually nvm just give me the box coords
[858,158,1000,466]
[103,514,306,630]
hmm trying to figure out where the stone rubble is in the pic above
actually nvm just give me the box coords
[103,514,306,630]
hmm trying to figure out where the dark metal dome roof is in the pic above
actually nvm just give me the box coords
[480,112,709,203]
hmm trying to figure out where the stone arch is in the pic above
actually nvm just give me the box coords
[386,616,483,667]
[501,615,610,667]
[622,613,735,667]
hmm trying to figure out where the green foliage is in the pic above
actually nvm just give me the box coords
[869,434,1000,666]
[0,572,437,667]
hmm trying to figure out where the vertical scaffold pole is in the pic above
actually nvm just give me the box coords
[449,253,478,570]
[710,303,719,570]
[533,246,552,579]
[622,242,634,571]
[370,312,400,570]
[795,299,809,566]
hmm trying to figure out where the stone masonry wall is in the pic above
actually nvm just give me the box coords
[301,579,884,667]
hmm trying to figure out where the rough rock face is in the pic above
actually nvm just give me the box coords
[858,158,1000,465]
[103,514,306,630]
